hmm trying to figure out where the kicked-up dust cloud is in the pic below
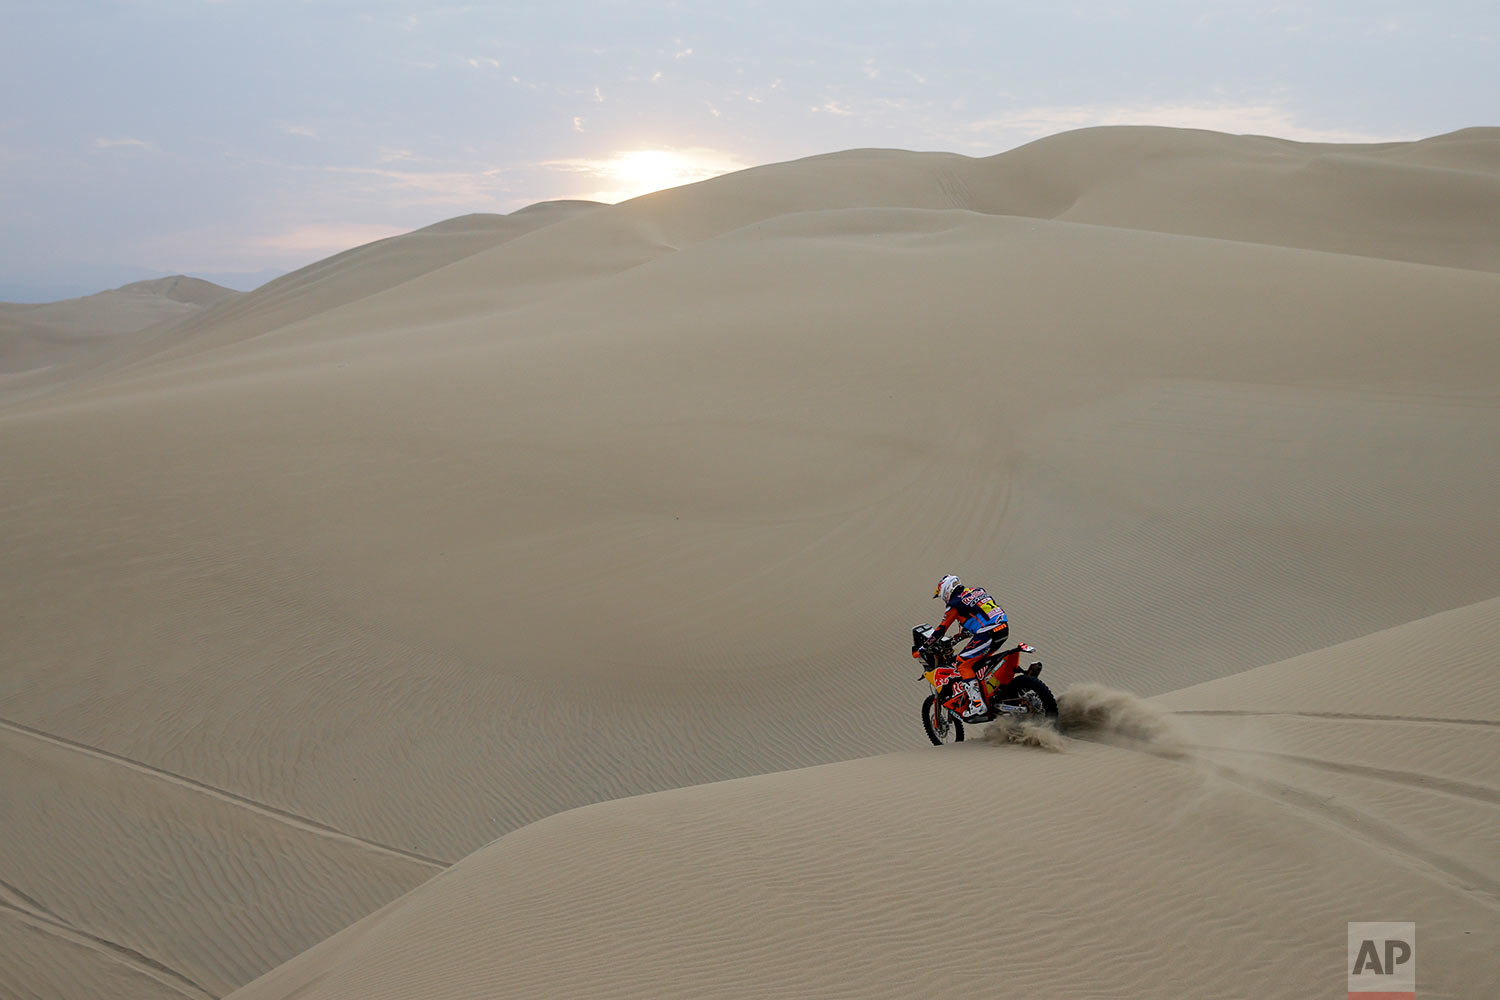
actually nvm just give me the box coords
[983,683,1186,754]
[1057,683,1186,754]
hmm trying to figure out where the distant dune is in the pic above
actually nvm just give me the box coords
[0,274,237,393]
[2,126,1498,999]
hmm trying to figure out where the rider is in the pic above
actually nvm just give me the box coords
[928,574,1010,720]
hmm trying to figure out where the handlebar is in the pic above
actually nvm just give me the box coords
[915,633,955,677]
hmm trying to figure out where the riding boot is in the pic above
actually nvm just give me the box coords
[962,679,987,719]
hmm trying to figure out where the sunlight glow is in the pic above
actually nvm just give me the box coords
[551,147,750,203]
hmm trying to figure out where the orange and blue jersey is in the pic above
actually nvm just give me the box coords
[937,586,1008,635]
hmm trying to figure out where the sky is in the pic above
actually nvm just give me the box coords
[1,1,1496,300]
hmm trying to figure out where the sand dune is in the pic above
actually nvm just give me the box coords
[24,127,1499,394]
[980,126,1500,271]
[94,202,605,376]
[3,126,1499,996]
[224,600,1500,1000]
[0,275,236,386]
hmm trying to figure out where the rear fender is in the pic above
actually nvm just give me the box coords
[982,650,1023,694]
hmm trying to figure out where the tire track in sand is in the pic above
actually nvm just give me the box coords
[1193,744,1500,808]
[0,716,451,869]
[1172,709,1500,729]
[1194,754,1500,908]
[0,876,61,924]
[0,900,214,1000]
[1050,709,1500,909]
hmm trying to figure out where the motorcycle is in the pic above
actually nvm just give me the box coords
[911,624,1058,745]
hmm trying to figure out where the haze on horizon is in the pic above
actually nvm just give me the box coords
[2,0,1495,301]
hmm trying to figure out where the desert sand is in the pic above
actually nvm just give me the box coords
[2,125,1498,998]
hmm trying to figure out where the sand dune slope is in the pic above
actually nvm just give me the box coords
[1158,592,1500,720]
[978,126,1500,271]
[6,210,1497,852]
[0,715,444,997]
[77,201,604,384]
[226,600,1500,1000]
[0,910,204,1000]
[3,127,1499,997]
[1156,597,1500,921]
[0,275,236,381]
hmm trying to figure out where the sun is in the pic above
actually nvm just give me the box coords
[578,148,748,202]
[609,150,686,190]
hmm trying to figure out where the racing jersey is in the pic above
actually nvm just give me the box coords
[937,586,1007,635]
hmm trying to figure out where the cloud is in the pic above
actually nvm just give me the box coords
[94,137,157,152]
[280,124,319,139]
[960,102,1409,146]
[812,100,854,117]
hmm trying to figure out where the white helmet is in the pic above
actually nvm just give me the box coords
[934,574,961,602]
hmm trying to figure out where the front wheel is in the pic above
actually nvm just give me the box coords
[922,693,965,746]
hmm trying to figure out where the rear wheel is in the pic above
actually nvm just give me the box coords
[922,693,965,746]
[1006,675,1058,722]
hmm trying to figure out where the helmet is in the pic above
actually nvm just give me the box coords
[934,574,960,602]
